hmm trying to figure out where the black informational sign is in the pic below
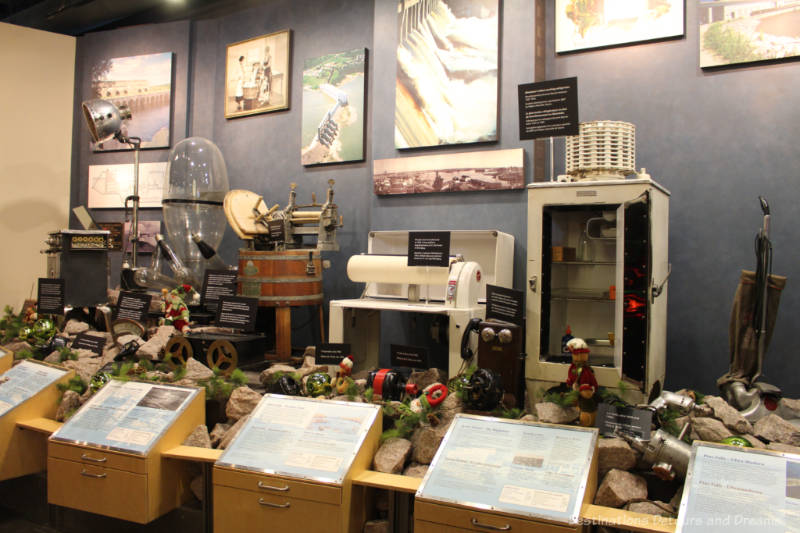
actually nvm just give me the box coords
[518,77,579,140]
[316,343,351,365]
[72,332,106,356]
[115,291,152,322]
[408,231,450,267]
[201,269,238,311]
[390,344,429,369]
[485,284,524,326]
[216,296,258,331]
[37,278,65,315]
[267,220,284,242]
[596,403,653,440]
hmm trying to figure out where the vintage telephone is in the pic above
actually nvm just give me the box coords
[460,317,483,360]
[476,319,526,408]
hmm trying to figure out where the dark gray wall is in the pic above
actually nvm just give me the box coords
[546,3,800,394]
[70,1,800,394]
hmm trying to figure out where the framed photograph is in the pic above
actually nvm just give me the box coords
[301,48,367,165]
[122,221,160,254]
[90,52,173,151]
[395,0,499,149]
[225,30,291,118]
[699,1,800,68]
[373,148,524,196]
[555,0,685,53]
[88,162,167,209]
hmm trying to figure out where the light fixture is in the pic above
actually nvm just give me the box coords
[81,99,143,289]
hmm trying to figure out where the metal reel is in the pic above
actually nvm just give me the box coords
[207,339,238,377]
[164,335,193,369]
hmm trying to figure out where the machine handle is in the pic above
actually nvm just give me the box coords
[471,518,511,531]
[257,498,291,508]
[80,469,107,479]
[651,264,672,302]
[80,454,107,463]
[257,481,290,492]
[528,275,537,293]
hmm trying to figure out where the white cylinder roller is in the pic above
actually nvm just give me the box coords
[347,255,450,285]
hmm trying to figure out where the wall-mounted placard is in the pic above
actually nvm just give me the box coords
[201,269,238,312]
[0,361,69,418]
[677,442,800,533]
[316,343,351,365]
[114,291,152,322]
[596,403,652,440]
[518,77,578,140]
[216,394,380,484]
[72,332,106,356]
[408,231,450,267]
[390,344,429,369]
[486,284,524,326]
[215,296,258,331]
[37,278,64,315]
[417,414,597,525]
[50,380,198,455]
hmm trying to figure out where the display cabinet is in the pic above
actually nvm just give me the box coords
[0,360,72,481]
[213,395,381,533]
[48,380,204,524]
[526,179,670,404]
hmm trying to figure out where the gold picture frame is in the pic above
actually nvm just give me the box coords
[225,29,291,118]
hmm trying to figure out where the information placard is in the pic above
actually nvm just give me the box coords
[267,220,285,242]
[408,231,450,267]
[51,380,198,455]
[486,284,524,326]
[216,296,258,331]
[390,344,429,369]
[115,291,152,322]
[676,442,800,533]
[201,269,238,312]
[316,343,351,365]
[596,403,652,440]
[0,361,68,418]
[37,278,65,315]
[517,77,579,140]
[217,395,380,484]
[417,414,597,524]
[72,332,106,356]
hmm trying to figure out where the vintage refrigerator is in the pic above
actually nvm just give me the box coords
[525,179,670,405]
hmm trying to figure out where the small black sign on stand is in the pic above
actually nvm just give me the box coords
[37,278,65,315]
[72,332,106,356]
[390,344,429,369]
[114,291,152,322]
[216,296,258,331]
[201,270,238,312]
[267,220,285,243]
[596,403,653,440]
[518,77,579,140]
[316,343,351,366]
[485,285,524,327]
[408,231,451,267]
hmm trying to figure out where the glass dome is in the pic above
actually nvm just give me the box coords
[162,137,230,286]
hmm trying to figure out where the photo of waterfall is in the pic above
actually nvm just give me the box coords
[395,0,499,149]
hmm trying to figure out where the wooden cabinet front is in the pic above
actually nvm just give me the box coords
[416,500,581,533]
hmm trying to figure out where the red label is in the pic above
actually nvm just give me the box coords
[476,270,481,282]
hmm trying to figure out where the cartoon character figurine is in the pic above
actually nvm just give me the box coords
[160,285,194,333]
[565,337,598,427]
[333,355,355,395]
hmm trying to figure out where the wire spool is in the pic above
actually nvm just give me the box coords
[565,121,636,181]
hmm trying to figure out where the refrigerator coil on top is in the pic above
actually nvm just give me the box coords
[565,121,636,181]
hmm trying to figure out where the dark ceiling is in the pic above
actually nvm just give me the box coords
[1,0,260,36]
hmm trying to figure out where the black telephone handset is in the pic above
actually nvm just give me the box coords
[460,317,483,360]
